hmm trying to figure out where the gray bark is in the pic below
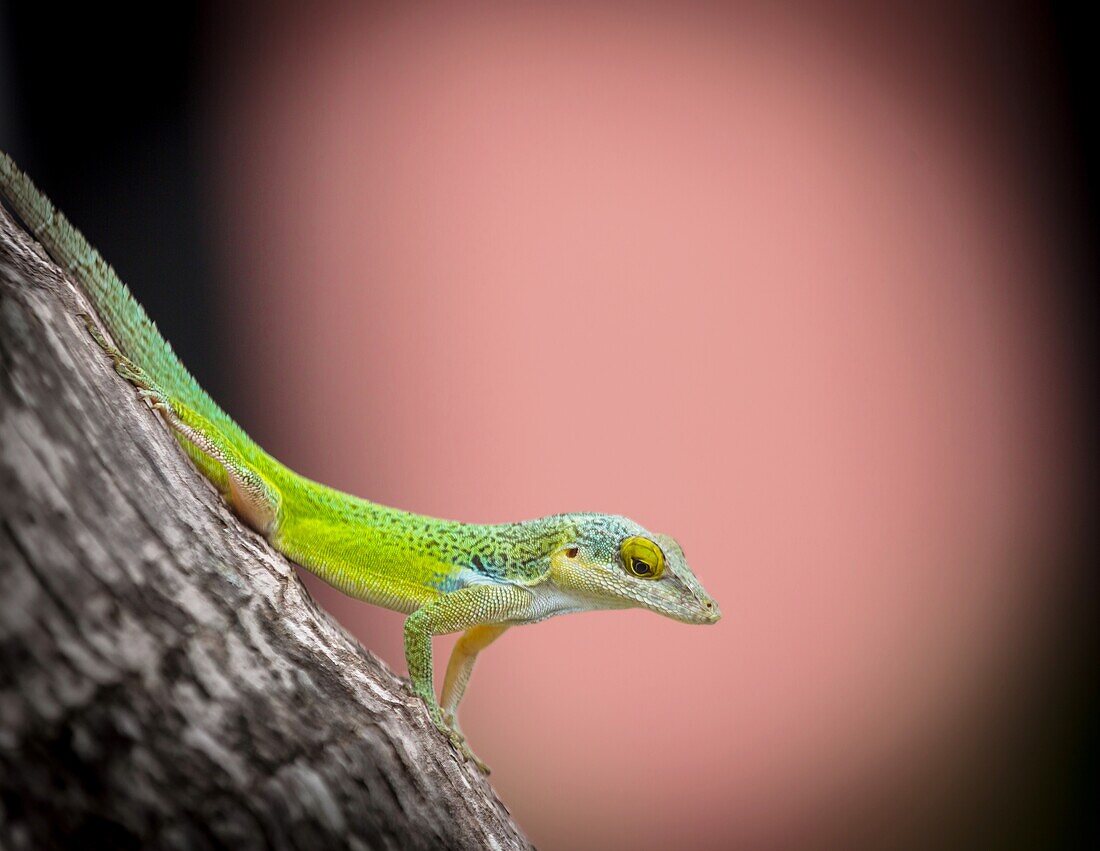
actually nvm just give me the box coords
[0,206,531,851]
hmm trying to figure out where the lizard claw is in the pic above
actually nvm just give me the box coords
[425,705,490,774]
[447,728,490,774]
[440,714,490,774]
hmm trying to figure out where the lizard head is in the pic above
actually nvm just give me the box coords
[545,514,721,625]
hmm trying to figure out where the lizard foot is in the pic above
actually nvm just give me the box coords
[441,721,490,775]
[441,711,490,774]
[420,700,491,774]
[452,735,490,775]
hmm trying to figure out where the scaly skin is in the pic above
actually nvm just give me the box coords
[1,151,721,772]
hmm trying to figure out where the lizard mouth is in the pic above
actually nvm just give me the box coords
[633,585,721,624]
[677,599,722,625]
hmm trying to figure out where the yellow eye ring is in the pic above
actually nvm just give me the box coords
[620,536,665,580]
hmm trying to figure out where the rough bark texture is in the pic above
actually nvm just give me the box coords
[0,207,531,851]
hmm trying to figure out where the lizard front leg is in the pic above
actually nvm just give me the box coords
[440,624,509,748]
[404,585,527,772]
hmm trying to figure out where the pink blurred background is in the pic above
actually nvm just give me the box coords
[203,3,1084,848]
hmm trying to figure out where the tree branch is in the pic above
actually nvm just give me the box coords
[0,206,531,851]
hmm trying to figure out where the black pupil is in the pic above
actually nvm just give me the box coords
[632,558,650,575]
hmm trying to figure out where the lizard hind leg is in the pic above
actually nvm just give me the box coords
[81,312,280,536]
[165,407,281,536]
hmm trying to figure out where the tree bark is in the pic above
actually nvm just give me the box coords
[0,207,531,851]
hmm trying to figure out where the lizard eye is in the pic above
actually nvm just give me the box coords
[620,537,665,580]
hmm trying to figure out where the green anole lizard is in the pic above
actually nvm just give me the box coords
[1,150,720,772]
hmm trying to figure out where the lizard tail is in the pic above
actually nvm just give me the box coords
[0,149,260,462]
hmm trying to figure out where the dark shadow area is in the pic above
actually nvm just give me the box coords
[0,3,227,403]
